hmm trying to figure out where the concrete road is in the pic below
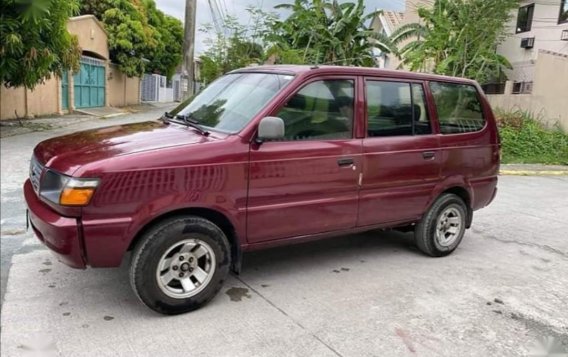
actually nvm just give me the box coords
[1,112,568,356]
[0,105,176,307]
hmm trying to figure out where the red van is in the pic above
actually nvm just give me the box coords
[24,66,499,314]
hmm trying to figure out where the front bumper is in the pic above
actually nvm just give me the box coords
[24,179,86,269]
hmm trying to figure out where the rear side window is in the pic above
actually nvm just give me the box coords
[366,81,431,137]
[430,82,485,134]
[276,80,354,141]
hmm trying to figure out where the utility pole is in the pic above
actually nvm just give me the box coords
[182,0,197,99]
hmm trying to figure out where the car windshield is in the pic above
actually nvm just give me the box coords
[169,72,294,133]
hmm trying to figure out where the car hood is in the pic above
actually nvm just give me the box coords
[34,121,227,175]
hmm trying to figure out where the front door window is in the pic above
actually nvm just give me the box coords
[275,80,355,141]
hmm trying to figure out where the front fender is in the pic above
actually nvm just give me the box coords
[82,164,247,267]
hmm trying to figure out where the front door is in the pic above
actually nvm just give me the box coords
[74,56,105,109]
[247,78,362,243]
[358,79,441,226]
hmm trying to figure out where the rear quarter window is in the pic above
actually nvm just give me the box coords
[429,82,485,134]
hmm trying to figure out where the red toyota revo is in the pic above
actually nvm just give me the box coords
[24,65,500,314]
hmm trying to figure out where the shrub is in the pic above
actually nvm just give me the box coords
[495,109,568,165]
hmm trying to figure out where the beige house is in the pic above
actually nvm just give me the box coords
[369,10,404,68]
[370,0,432,70]
[487,0,568,129]
[487,50,568,129]
[372,0,568,129]
[496,0,568,87]
[0,15,141,120]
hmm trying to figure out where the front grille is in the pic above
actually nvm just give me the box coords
[29,156,44,193]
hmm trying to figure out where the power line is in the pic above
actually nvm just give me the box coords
[214,0,226,24]
[207,0,222,34]
[221,0,230,20]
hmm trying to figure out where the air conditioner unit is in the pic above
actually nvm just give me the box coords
[520,37,535,49]
[562,30,568,41]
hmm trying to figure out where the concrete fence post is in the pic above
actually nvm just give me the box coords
[68,70,75,112]
[106,61,110,107]
[504,81,513,95]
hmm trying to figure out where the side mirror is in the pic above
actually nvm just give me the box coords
[257,116,285,143]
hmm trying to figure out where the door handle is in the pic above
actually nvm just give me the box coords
[337,158,354,167]
[422,151,436,160]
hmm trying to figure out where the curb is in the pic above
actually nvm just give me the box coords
[499,170,568,176]
[100,113,128,119]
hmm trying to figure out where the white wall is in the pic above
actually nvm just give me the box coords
[158,87,174,103]
[497,0,568,82]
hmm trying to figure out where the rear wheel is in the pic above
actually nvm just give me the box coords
[130,216,231,315]
[415,194,467,257]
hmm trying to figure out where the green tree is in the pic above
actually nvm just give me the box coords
[390,0,518,83]
[103,0,155,77]
[198,8,272,84]
[143,0,183,79]
[80,0,182,78]
[198,55,222,85]
[0,0,81,89]
[266,0,393,66]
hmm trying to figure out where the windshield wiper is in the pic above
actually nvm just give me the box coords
[160,111,174,123]
[175,114,210,136]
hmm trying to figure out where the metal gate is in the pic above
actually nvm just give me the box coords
[73,56,105,108]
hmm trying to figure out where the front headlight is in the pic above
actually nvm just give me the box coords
[40,170,99,206]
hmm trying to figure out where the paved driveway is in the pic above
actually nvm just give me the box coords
[1,112,567,356]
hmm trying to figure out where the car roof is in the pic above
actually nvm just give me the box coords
[232,65,478,85]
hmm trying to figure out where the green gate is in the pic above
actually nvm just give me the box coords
[61,71,69,110]
[73,56,105,108]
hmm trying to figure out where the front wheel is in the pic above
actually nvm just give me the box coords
[415,193,467,257]
[130,216,231,315]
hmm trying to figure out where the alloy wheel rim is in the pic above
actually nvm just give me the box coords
[435,206,463,247]
[156,238,216,299]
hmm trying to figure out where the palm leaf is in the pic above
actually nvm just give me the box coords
[390,23,426,45]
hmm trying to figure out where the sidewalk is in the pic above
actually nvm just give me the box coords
[0,102,176,138]
[500,164,568,176]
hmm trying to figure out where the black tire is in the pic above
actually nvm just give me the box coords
[415,193,468,257]
[130,215,231,315]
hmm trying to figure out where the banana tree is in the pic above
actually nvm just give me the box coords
[389,0,518,83]
[266,0,395,66]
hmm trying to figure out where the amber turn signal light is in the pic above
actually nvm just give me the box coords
[60,187,96,206]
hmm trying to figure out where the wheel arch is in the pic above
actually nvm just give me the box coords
[439,186,473,228]
[127,207,243,273]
